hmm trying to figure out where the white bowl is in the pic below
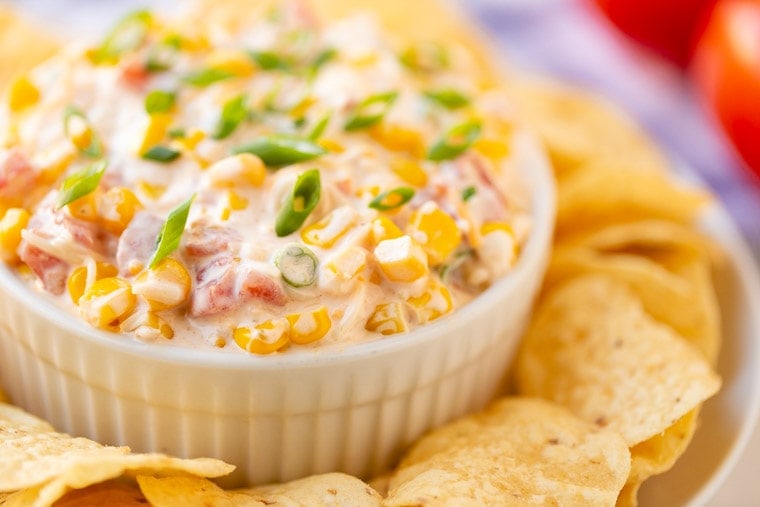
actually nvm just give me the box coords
[0,133,556,487]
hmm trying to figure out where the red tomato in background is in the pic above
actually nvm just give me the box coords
[692,0,760,180]
[591,0,718,66]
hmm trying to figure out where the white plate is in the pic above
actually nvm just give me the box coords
[638,198,760,506]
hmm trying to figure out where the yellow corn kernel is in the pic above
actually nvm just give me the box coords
[325,246,367,281]
[351,53,379,67]
[408,203,461,265]
[78,277,137,329]
[132,258,191,311]
[374,235,428,283]
[174,128,206,151]
[290,96,316,120]
[98,187,142,234]
[301,206,357,249]
[287,306,332,345]
[220,190,249,221]
[481,222,514,237]
[66,192,99,223]
[205,49,256,77]
[407,279,453,323]
[67,115,94,152]
[474,138,510,160]
[137,180,167,200]
[206,154,266,188]
[138,113,172,155]
[369,216,402,246]
[391,158,428,187]
[233,318,291,355]
[67,262,119,304]
[370,123,426,158]
[318,138,345,154]
[8,76,40,112]
[365,302,408,335]
[0,208,30,263]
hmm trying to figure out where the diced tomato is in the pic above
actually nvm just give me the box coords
[184,222,242,257]
[17,241,69,295]
[240,267,286,306]
[0,148,37,202]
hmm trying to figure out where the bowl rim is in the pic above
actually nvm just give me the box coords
[0,133,556,371]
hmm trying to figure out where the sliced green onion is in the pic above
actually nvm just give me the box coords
[344,91,399,131]
[427,120,482,162]
[438,249,473,283]
[308,48,337,76]
[145,35,181,73]
[183,68,235,87]
[142,145,181,163]
[399,42,450,72]
[275,243,318,287]
[149,195,195,269]
[423,88,471,110]
[462,185,477,202]
[56,159,107,209]
[213,94,248,140]
[249,50,293,71]
[91,10,152,64]
[308,113,331,141]
[63,106,103,158]
[168,127,186,139]
[233,135,326,168]
[275,169,321,237]
[145,90,176,115]
[369,187,415,211]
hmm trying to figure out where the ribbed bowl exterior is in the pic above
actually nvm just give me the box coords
[0,135,554,487]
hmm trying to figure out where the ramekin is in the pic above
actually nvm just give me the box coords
[0,132,555,487]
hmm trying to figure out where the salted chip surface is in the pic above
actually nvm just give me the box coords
[555,163,707,238]
[0,402,233,507]
[504,77,670,177]
[138,476,266,506]
[515,275,720,446]
[245,472,382,506]
[386,397,631,507]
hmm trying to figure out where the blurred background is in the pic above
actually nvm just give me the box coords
[2,0,759,503]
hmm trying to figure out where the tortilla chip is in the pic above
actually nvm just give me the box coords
[0,387,8,404]
[244,473,382,506]
[138,476,265,506]
[555,163,708,238]
[515,276,720,447]
[0,402,233,507]
[543,246,720,365]
[0,7,59,89]
[386,397,631,506]
[504,77,670,177]
[48,480,147,507]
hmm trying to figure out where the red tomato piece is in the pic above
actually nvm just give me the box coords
[692,0,760,179]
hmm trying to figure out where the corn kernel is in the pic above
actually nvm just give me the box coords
[98,187,142,234]
[67,261,118,304]
[137,180,167,200]
[408,202,461,265]
[374,235,428,283]
[132,258,191,311]
[220,190,249,221]
[391,158,428,187]
[233,318,290,354]
[138,113,172,155]
[38,146,76,185]
[67,115,94,152]
[370,123,426,158]
[0,208,30,263]
[318,138,345,154]
[66,192,99,223]
[289,96,316,120]
[480,221,514,237]
[407,279,453,323]
[8,76,40,112]
[365,302,408,335]
[473,138,510,160]
[206,153,266,188]
[205,49,256,77]
[325,246,367,281]
[287,306,332,345]
[301,206,357,249]
[369,216,402,246]
[79,277,137,329]
[175,129,206,151]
